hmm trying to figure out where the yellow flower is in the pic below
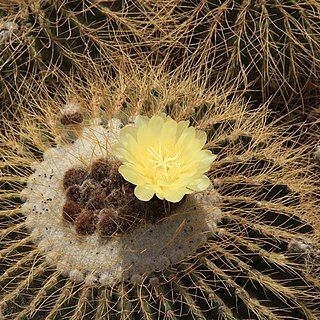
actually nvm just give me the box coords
[112,114,216,202]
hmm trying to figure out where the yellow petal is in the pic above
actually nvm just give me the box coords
[148,115,165,133]
[196,151,217,172]
[120,125,137,141]
[122,134,147,161]
[137,116,162,146]
[176,126,195,148]
[181,150,216,173]
[155,192,164,200]
[189,175,210,192]
[142,113,169,145]
[119,165,147,185]
[179,139,203,160]
[111,144,125,160]
[176,120,190,139]
[161,118,177,145]
[195,129,207,148]
[135,115,149,127]
[112,146,140,165]
[134,185,155,201]
[161,188,186,203]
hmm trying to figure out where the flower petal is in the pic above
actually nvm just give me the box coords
[195,129,207,148]
[120,125,137,141]
[176,126,196,148]
[135,115,149,127]
[111,144,126,160]
[162,188,186,203]
[134,185,155,201]
[161,118,177,145]
[189,175,211,192]
[119,165,146,185]
[176,120,190,139]
[137,115,163,146]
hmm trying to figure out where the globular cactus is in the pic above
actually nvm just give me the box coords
[0,0,168,116]
[161,0,320,105]
[2,1,320,112]
[1,64,319,320]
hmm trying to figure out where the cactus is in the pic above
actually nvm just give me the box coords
[3,1,319,112]
[0,0,157,71]
[0,0,169,116]
[2,1,320,110]
[1,64,319,320]
[161,0,320,105]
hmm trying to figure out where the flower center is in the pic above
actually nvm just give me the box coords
[147,143,180,179]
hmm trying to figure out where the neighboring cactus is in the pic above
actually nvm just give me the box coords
[162,0,320,105]
[2,1,319,111]
[0,0,167,115]
[0,0,158,70]
[1,65,319,320]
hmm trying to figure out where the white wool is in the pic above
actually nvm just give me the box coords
[0,22,18,43]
